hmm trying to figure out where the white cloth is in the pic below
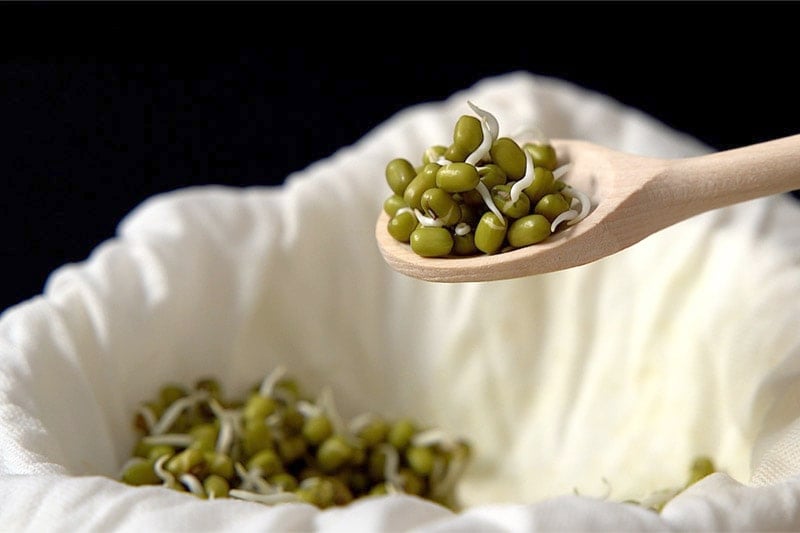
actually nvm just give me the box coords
[2,71,800,531]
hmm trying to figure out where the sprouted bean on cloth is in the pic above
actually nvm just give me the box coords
[384,102,591,258]
[120,366,472,510]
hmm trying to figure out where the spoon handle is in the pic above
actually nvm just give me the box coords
[656,134,800,220]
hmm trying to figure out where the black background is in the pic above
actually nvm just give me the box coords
[1,1,798,314]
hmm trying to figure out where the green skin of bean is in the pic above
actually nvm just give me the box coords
[522,167,555,205]
[368,449,387,481]
[403,164,440,210]
[490,138,527,180]
[357,419,389,448]
[247,449,283,476]
[444,144,468,163]
[243,395,277,424]
[534,193,571,222]
[398,468,425,496]
[435,163,480,193]
[452,115,483,155]
[387,418,416,450]
[122,459,161,486]
[386,158,417,196]
[243,422,274,456]
[459,189,485,207]
[383,194,407,217]
[303,415,334,446]
[507,214,551,247]
[387,210,417,243]
[410,227,453,258]
[474,212,508,255]
[422,145,447,165]
[492,184,531,219]
[203,474,230,498]
[452,232,478,256]
[189,423,219,452]
[270,472,299,492]
[406,446,436,477]
[147,445,175,461]
[420,188,461,226]
[317,436,354,473]
[523,142,558,171]
[159,384,187,406]
[279,435,308,463]
[479,164,507,189]
[166,448,207,478]
[204,451,234,479]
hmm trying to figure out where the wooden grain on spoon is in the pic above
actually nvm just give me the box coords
[376,135,800,283]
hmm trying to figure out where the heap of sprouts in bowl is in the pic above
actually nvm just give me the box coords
[383,102,590,258]
[119,367,471,510]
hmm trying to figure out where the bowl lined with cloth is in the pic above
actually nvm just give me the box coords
[2,71,800,531]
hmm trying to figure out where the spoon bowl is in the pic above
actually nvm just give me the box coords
[376,135,800,283]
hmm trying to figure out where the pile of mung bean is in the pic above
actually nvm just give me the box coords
[384,102,590,257]
[119,367,471,510]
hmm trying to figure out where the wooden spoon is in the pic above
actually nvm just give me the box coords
[376,135,800,283]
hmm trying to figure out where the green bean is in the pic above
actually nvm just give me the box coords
[522,167,555,205]
[317,435,354,473]
[435,162,480,193]
[420,188,462,226]
[385,158,417,196]
[507,214,551,247]
[383,194,407,217]
[122,459,161,486]
[356,417,389,448]
[303,414,334,446]
[166,448,207,478]
[490,137,527,179]
[387,418,416,450]
[410,227,453,258]
[278,434,307,464]
[203,474,230,498]
[406,446,435,476]
[242,421,274,457]
[474,212,507,254]
[159,384,187,407]
[403,163,440,210]
[189,423,218,452]
[452,232,478,256]
[534,193,571,222]
[147,445,175,461]
[523,142,558,170]
[247,449,283,476]
[479,164,507,189]
[422,145,447,165]
[387,209,418,243]
[204,451,234,479]
[491,184,531,219]
[453,115,483,153]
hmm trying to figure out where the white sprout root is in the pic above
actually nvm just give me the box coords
[414,209,445,228]
[564,185,592,226]
[258,365,287,397]
[551,210,579,233]
[454,223,471,236]
[510,151,535,204]
[465,102,499,166]
[474,182,505,224]
[229,489,301,505]
[150,390,209,435]
[180,473,205,496]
